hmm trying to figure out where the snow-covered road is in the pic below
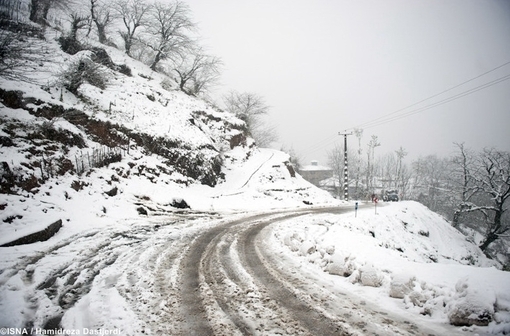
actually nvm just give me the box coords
[1,206,474,335]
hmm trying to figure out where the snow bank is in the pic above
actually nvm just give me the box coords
[271,201,510,332]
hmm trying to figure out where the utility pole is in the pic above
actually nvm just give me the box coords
[338,132,352,201]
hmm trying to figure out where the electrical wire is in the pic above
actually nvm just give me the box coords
[300,133,339,157]
[354,73,510,130]
[350,60,510,130]
[300,60,510,157]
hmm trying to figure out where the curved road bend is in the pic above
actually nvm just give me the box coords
[175,204,469,336]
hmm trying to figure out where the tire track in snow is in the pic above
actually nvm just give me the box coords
[191,206,453,336]
[239,212,351,336]
[179,213,273,335]
[180,208,353,335]
[200,218,311,335]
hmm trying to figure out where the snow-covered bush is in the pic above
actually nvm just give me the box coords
[283,233,302,252]
[359,264,384,287]
[57,52,109,94]
[447,277,496,326]
[325,253,358,277]
[299,241,316,256]
[389,274,414,299]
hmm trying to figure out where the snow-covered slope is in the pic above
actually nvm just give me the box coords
[270,201,510,333]
[0,23,338,245]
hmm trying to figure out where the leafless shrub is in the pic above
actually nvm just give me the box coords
[56,53,109,94]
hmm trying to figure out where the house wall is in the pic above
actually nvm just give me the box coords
[299,169,333,187]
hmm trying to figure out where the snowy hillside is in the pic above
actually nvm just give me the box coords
[0,27,242,187]
[0,22,337,246]
[269,201,510,334]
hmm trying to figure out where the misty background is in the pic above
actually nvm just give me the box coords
[186,0,510,166]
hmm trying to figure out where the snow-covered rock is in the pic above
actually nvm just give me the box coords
[389,274,414,299]
[447,277,496,326]
[359,264,384,287]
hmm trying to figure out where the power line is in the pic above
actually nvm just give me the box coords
[356,73,510,130]
[299,60,510,159]
[300,134,339,158]
[350,60,510,130]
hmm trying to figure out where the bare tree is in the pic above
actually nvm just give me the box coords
[470,148,510,252]
[112,0,151,56]
[366,135,381,193]
[281,145,303,171]
[353,128,364,197]
[399,163,412,200]
[250,119,278,148]
[57,11,90,54]
[327,144,356,199]
[380,152,397,189]
[395,146,407,191]
[451,142,478,227]
[1,0,30,22]
[144,0,194,71]
[328,144,344,198]
[223,91,276,147]
[68,12,89,40]
[223,91,267,127]
[173,48,222,95]
[412,155,452,213]
[410,146,509,258]
[0,28,48,80]
[88,0,112,44]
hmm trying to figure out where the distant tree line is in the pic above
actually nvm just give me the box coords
[327,135,509,262]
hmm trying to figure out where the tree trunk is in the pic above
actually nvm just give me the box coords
[29,0,40,22]
[150,51,162,71]
[479,209,503,253]
[96,23,107,43]
[479,231,498,253]
[41,1,51,24]
[121,34,132,56]
[452,210,460,228]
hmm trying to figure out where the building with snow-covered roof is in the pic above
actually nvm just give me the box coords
[298,161,333,187]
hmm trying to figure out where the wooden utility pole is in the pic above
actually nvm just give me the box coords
[338,132,352,201]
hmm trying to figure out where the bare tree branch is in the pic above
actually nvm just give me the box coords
[173,48,222,95]
[111,0,151,56]
[143,0,195,71]
[0,28,50,81]
[222,91,276,147]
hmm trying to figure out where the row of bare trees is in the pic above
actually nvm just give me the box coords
[328,137,509,259]
[17,0,223,96]
[2,0,278,145]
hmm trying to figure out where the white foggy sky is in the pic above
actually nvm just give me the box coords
[185,0,510,165]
